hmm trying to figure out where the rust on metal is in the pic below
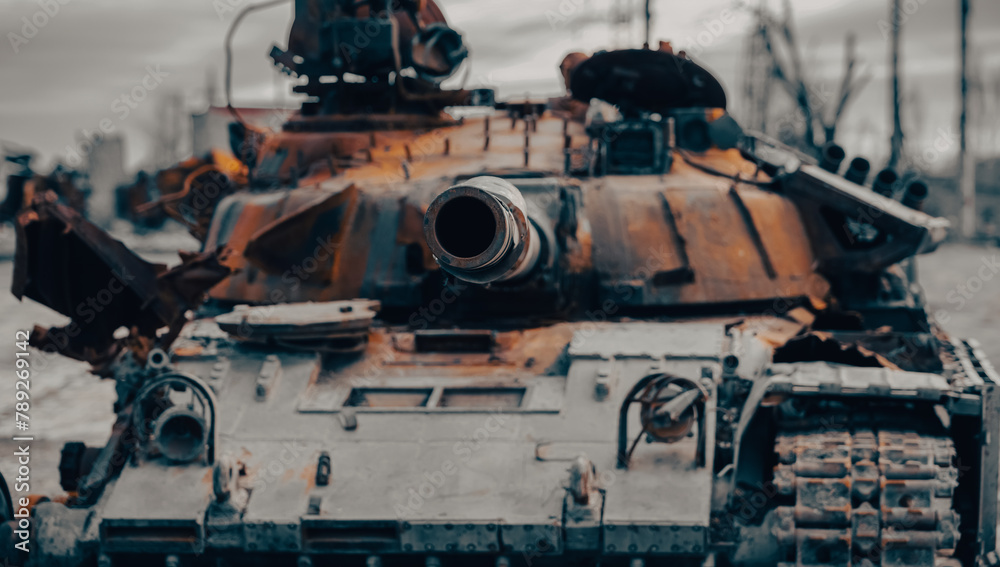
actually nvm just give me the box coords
[12,192,230,370]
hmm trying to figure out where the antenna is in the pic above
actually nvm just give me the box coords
[610,0,633,48]
[644,0,652,48]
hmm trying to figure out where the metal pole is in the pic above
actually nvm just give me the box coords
[644,0,652,49]
[958,0,976,238]
[888,0,904,169]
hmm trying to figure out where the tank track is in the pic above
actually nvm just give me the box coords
[771,425,961,567]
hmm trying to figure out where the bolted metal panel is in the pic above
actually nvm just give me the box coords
[602,522,707,555]
[399,521,499,554]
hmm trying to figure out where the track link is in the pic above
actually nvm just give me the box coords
[771,426,961,567]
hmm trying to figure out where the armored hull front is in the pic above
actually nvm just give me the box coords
[4,1,998,566]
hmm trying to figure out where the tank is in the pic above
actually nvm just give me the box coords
[3,1,998,566]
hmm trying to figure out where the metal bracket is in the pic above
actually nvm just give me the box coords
[979,381,999,559]
[132,372,220,465]
[616,373,708,469]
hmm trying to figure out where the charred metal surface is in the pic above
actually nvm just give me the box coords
[727,186,777,280]
[12,193,230,368]
[112,149,248,234]
[782,164,948,274]
[137,152,243,240]
[773,332,899,369]
[771,427,960,567]
[1,154,89,222]
[569,49,728,111]
[243,185,359,276]
[275,0,470,117]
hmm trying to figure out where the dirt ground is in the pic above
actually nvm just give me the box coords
[916,242,1000,363]
[0,238,998,498]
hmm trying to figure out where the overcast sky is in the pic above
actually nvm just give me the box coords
[1,0,998,172]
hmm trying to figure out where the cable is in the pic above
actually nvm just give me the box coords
[675,147,774,187]
[224,0,293,127]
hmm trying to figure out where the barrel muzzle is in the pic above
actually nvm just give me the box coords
[423,176,540,284]
[902,179,929,211]
[844,157,871,185]
[872,168,898,197]
[819,142,846,173]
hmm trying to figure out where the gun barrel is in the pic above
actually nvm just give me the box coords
[424,176,540,284]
